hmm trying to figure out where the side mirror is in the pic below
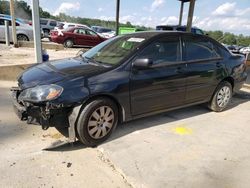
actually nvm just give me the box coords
[133,58,153,69]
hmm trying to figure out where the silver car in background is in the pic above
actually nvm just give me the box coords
[0,16,33,42]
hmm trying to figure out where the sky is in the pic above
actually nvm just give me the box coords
[25,0,250,35]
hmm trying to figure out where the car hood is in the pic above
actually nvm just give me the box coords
[18,57,108,89]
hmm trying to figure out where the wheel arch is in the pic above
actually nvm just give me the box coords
[221,76,234,89]
[17,33,29,41]
[210,76,234,102]
[80,94,125,124]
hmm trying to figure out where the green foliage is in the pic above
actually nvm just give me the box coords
[206,30,250,46]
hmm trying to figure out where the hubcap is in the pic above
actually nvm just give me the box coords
[217,86,231,108]
[66,40,72,47]
[87,106,114,139]
[17,35,28,41]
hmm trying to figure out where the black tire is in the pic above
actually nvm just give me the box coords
[17,34,29,41]
[77,98,118,147]
[43,29,50,38]
[208,81,232,112]
[64,39,74,48]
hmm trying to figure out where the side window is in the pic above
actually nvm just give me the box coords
[3,20,19,26]
[86,30,97,36]
[49,21,57,27]
[184,37,220,61]
[0,19,4,25]
[137,36,180,64]
[40,19,48,25]
[74,29,86,35]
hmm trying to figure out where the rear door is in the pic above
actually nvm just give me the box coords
[182,35,223,103]
[130,35,187,115]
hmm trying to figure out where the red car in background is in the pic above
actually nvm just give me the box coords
[50,27,107,48]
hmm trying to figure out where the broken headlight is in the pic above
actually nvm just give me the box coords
[18,84,63,102]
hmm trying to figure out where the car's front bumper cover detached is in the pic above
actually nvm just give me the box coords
[11,87,70,130]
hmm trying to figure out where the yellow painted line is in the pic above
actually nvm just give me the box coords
[172,126,193,135]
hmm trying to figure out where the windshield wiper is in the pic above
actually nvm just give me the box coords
[83,56,109,67]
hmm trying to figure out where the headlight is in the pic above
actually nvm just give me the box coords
[18,84,63,102]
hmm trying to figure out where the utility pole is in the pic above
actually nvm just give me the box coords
[9,0,18,47]
[31,0,43,63]
[5,20,10,46]
[186,0,195,32]
[115,0,120,36]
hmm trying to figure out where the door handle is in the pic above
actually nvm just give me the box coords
[176,67,184,74]
[216,62,222,68]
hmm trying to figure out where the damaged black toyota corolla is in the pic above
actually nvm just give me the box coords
[12,32,247,146]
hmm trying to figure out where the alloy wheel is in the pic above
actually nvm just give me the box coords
[87,106,114,139]
[17,35,28,41]
[217,86,231,108]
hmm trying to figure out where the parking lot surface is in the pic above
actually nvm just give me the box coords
[1,81,250,188]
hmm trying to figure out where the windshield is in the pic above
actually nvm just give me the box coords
[82,35,146,66]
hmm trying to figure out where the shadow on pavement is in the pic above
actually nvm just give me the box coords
[49,91,250,152]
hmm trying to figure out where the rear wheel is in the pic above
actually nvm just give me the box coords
[17,34,29,41]
[77,98,118,147]
[43,29,50,38]
[64,39,74,48]
[209,81,232,112]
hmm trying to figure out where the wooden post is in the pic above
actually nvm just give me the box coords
[179,1,184,26]
[187,0,195,32]
[115,0,120,36]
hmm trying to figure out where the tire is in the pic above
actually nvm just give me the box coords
[17,34,29,41]
[43,29,50,38]
[64,39,74,48]
[77,98,118,147]
[208,81,232,112]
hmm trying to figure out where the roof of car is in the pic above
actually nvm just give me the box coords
[156,25,200,29]
[123,31,196,38]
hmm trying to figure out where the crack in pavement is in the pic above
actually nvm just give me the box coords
[97,148,134,188]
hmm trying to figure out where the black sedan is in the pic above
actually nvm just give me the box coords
[12,31,247,146]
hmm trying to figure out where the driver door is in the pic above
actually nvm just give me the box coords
[130,35,187,116]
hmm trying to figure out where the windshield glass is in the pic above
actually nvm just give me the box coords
[82,35,146,66]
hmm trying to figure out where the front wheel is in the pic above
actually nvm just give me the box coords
[209,81,232,112]
[77,98,118,147]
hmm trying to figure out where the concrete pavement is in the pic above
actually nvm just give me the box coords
[0,80,250,188]
[0,81,131,188]
[99,91,250,188]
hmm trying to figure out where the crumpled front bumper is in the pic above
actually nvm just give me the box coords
[11,87,70,130]
[12,88,28,121]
